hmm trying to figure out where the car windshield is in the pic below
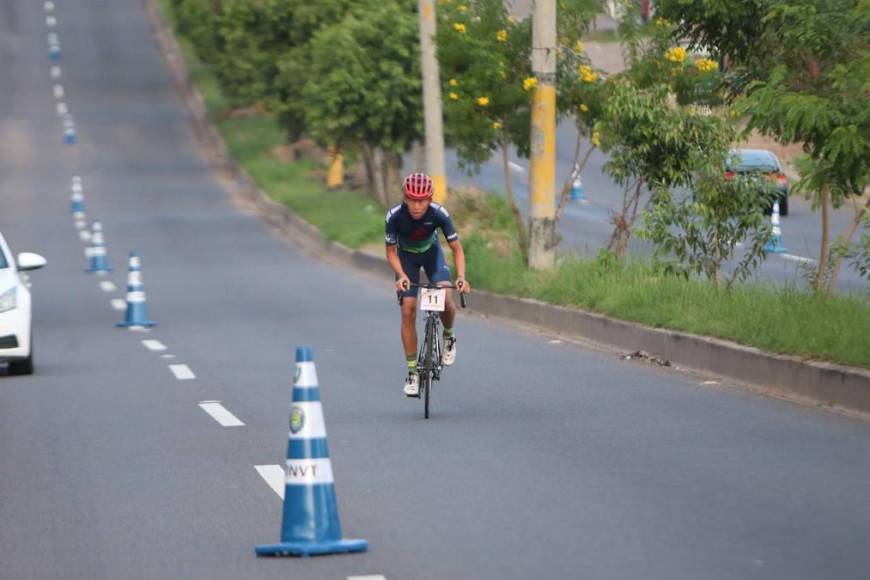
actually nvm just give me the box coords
[727,151,778,173]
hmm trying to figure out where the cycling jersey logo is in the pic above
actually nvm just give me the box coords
[289,406,305,434]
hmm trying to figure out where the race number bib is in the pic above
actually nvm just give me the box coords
[419,288,447,312]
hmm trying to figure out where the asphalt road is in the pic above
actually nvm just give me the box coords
[2,1,870,579]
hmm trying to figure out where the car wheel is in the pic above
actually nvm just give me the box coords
[8,340,34,376]
[780,197,789,217]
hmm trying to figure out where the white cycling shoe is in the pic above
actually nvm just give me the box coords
[404,372,420,397]
[442,336,457,366]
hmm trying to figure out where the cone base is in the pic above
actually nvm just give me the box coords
[764,244,787,254]
[255,538,368,557]
[85,268,113,273]
[117,321,156,328]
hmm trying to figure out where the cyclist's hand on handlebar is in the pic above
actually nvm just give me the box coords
[395,275,411,293]
[456,277,471,294]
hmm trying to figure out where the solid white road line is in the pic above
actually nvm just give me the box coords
[255,465,285,499]
[198,401,245,427]
[141,339,167,352]
[99,280,116,292]
[169,364,195,380]
[111,298,127,311]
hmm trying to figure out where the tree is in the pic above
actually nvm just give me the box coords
[303,0,423,206]
[436,0,603,264]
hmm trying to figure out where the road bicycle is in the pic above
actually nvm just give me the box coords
[399,281,467,419]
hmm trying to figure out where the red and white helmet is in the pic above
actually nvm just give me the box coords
[403,172,434,200]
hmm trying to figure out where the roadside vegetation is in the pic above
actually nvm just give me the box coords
[158,0,869,368]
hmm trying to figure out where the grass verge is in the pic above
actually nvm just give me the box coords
[159,2,870,369]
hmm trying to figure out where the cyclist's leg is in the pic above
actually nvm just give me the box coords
[423,244,458,364]
[398,251,422,394]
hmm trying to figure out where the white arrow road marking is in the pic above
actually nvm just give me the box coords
[198,401,245,427]
[508,161,525,173]
[111,298,126,311]
[99,280,116,292]
[169,364,195,380]
[781,253,816,264]
[53,84,64,99]
[141,339,167,352]
[255,465,285,499]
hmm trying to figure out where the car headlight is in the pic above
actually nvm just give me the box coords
[0,287,17,313]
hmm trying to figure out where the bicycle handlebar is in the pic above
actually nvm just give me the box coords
[397,282,468,308]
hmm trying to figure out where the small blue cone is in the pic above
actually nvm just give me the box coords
[48,45,61,60]
[117,252,155,328]
[85,222,112,274]
[70,189,85,214]
[255,347,367,557]
[763,201,787,254]
[63,127,77,145]
[570,175,585,202]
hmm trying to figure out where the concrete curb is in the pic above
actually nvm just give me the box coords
[144,0,870,417]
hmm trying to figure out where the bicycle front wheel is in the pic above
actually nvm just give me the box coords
[422,316,438,419]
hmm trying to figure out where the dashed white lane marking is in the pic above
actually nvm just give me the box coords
[255,465,285,499]
[198,401,245,427]
[348,576,387,580]
[99,280,116,292]
[50,65,61,79]
[56,102,67,115]
[781,253,816,264]
[508,161,525,173]
[548,339,562,344]
[161,354,176,359]
[141,339,167,352]
[111,298,127,311]
[53,84,64,99]
[169,364,195,380]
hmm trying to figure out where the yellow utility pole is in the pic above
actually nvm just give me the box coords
[419,0,448,202]
[528,0,556,269]
[326,147,344,189]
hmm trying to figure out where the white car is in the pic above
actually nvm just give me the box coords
[0,232,46,375]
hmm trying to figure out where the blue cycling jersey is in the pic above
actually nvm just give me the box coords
[384,202,458,254]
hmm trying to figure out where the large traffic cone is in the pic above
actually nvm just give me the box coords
[85,221,112,274]
[764,201,787,254]
[117,252,155,328]
[255,347,367,557]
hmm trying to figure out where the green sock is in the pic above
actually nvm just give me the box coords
[406,355,417,373]
[443,326,454,339]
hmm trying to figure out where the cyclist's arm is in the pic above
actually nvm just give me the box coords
[385,244,405,278]
[447,239,470,292]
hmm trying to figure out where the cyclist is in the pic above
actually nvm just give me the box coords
[386,172,471,397]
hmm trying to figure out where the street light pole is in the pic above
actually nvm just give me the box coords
[528,0,557,269]
[419,0,448,203]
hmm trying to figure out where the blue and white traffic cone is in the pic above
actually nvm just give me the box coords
[764,201,787,254]
[570,174,585,202]
[70,178,86,214]
[63,116,76,145]
[117,252,155,328]
[85,221,112,274]
[256,347,368,557]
